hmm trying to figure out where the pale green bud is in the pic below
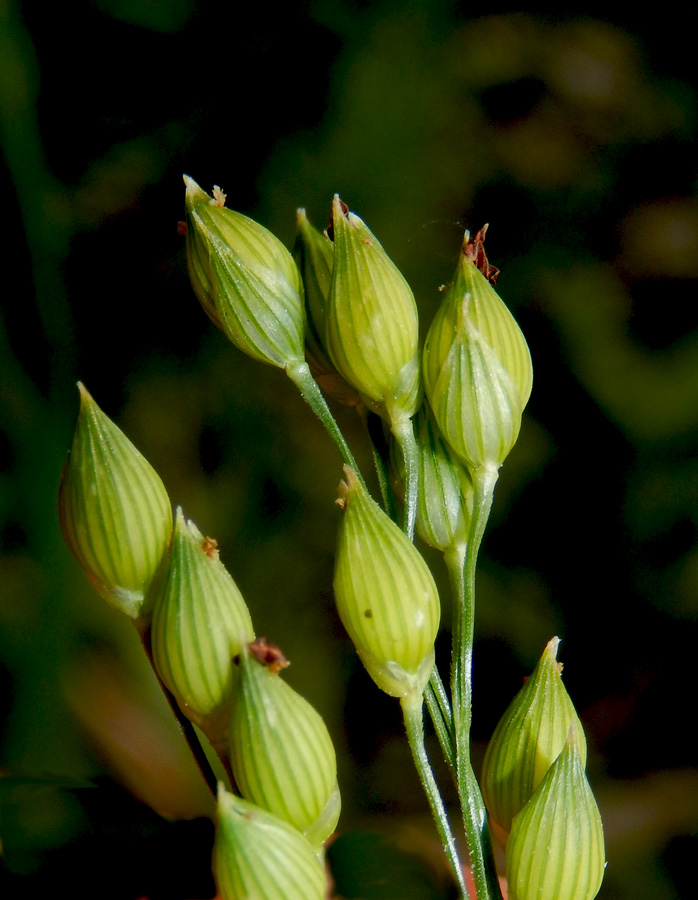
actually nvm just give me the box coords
[150,508,254,750]
[58,383,172,619]
[293,209,361,406]
[214,787,328,900]
[183,176,306,368]
[325,196,420,425]
[506,729,606,900]
[423,227,532,470]
[412,405,474,553]
[481,637,587,840]
[229,640,340,849]
[333,467,440,699]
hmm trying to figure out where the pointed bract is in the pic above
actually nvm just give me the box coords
[423,230,532,470]
[325,197,420,424]
[333,467,440,699]
[214,788,328,900]
[184,175,306,369]
[59,383,172,619]
[150,508,254,749]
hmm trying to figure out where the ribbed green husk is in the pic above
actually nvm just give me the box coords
[150,508,254,740]
[481,637,587,837]
[423,242,532,469]
[229,650,339,847]
[325,196,420,424]
[333,467,440,699]
[506,736,605,900]
[214,789,328,900]
[184,176,306,368]
[412,404,473,552]
[58,383,172,619]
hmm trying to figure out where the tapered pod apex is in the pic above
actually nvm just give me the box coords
[229,640,340,850]
[214,787,328,900]
[183,175,306,369]
[150,508,254,749]
[506,729,606,900]
[325,196,420,425]
[481,636,587,840]
[58,383,172,619]
[422,226,532,470]
[333,466,440,700]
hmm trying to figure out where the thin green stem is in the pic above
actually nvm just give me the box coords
[449,466,503,900]
[286,359,366,487]
[391,417,419,539]
[401,695,469,900]
[136,622,218,797]
[359,407,399,522]
[425,668,456,774]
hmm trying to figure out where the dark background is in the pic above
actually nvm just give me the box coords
[2,1,698,897]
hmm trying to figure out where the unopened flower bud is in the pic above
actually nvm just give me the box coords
[183,176,306,369]
[412,405,474,553]
[481,637,587,839]
[423,227,532,471]
[229,640,340,849]
[333,467,440,699]
[325,196,420,425]
[58,383,172,619]
[293,209,361,406]
[214,787,328,900]
[150,508,254,750]
[506,728,605,900]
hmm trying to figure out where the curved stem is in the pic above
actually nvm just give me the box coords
[391,417,419,540]
[286,359,367,487]
[449,466,503,900]
[401,695,469,900]
[358,407,399,522]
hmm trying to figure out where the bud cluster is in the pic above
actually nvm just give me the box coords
[482,638,606,900]
[59,385,340,898]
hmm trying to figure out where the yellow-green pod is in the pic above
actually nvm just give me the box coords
[333,467,440,700]
[58,383,172,620]
[422,228,532,470]
[229,642,340,850]
[214,787,328,900]
[506,729,605,900]
[481,637,587,840]
[412,405,474,554]
[184,176,306,369]
[293,209,360,406]
[325,196,420,425]
[150,508,254,751]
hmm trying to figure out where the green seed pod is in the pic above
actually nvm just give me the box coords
[325,196,420,425]
[506,729,606,900]
[333,467,440,700]
[481,637,587,840]
[214,787,328,900]
[183,176,306,369]
[150,508,254,750]
[412,405,474,554]
[229,640,340,849]
[422,227,532,471]
[293,209,360,406]
[58,383,172,619]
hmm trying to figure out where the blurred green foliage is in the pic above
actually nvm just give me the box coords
[2,0,698,897]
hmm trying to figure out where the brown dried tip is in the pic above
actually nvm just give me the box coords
[177,221,187,235]
[201,536,219,560]
[248,637,290,674]
[463,224,500,284]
